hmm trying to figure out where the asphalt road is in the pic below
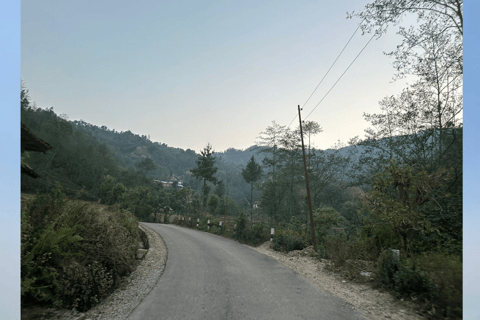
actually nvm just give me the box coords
[128,223,366,320]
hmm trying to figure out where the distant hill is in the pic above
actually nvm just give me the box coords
[214,146,266,167]
[71,120,252,203]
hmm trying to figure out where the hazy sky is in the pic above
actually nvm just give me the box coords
[21,0,416,152]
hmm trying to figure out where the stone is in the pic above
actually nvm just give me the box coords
[137,249,148,260]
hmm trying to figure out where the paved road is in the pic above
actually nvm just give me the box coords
[128,223,366,320]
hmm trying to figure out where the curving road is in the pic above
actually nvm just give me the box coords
[128,223,366,320]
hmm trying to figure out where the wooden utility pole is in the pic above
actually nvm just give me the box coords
[298,105,317,252]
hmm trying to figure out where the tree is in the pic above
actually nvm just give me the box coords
[241,156,262,222]
[191,143,218,208]
[207,194,220,215]
[278,128,303,220]
[349,0,462,190]
[301,120,322,161]
[136,157,156,175]
[215,180,226,198]
[349,0,462,38]
[362,161,451,255]
[256,122,287,222]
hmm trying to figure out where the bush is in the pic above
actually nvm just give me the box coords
[21,186,139,312]
[246,223,268,246]
[313,207,347,243]
[376,250,462,318]
[234,213,248,242]
[324,233,350,268]
[414,252,462,319]
[272,228,305,252]
[377,250,435,298]
[360,216,400,255]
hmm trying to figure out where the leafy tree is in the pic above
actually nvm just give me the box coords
[215,180,226,198]
[241,156,262,222]
[302,120,322,162]
[256,122,289,222]
[136,157,156,175]
[362,161,451,255]
[191,143,218,208]
[207,194,220,215]
[349,0,462,39]
[348,1,463,201]
[313,207,348,243]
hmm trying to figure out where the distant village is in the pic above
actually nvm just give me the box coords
[154,175,184,189]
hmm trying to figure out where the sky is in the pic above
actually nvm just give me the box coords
[1,0,478,319]
[20,0,416,153]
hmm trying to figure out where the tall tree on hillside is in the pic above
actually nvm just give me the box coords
[301,120,323,161]
[136,158,156,176]
[241,156,262,222]
[191,143,218,208]
[279,128,303,220]
[256,121,287,222]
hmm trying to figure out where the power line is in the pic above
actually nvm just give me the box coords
[304,32,376,121]
[302,19,365,110]
[288,19,365,128]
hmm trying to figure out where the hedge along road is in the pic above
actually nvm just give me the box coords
[128,223,366,320]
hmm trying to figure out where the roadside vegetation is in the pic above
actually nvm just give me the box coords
[21,185,139,312]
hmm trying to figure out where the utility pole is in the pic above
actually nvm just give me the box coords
[298,105,317,252]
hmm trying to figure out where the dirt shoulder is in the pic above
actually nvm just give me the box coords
[250,241,426,320]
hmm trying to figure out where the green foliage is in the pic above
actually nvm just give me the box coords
[272,228,305,252]
[360,215,400,255]
[234,213,248,242]
[313,207,347,243]
[414,194,462,255]
[136,157,156,174]
[207,194,220,215]
[287,216,302,233]
[242,156,262,185]
[214,180,226,198]
[380,251,437,299]
[191,143,218,207]
[364,161,451,254]
[246,223,268,246]
[21,186,139,311]
[377,250,462,318]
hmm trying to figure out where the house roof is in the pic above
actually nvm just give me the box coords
[21,122,52,154]
[21,122,52,178]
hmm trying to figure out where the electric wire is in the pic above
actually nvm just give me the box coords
[304,31,376,121]
[288,19,365,128]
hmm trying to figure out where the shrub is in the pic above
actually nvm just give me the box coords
[414,252,462,319]
[375,250,463,318]
[324,233,350,268]
[234,213,248,242]
[21,186,139,312]
[360,216,400,255]
[313,207,347,243]
[245,223,268,246]
[272,228,305,252]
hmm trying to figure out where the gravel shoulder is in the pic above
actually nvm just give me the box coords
[250,241,426,320]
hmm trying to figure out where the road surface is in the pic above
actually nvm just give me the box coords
[128,223,366,320]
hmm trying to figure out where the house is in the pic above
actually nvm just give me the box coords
[154,176,184,188]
